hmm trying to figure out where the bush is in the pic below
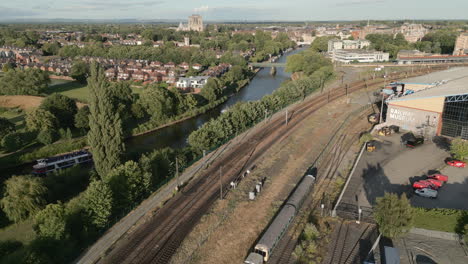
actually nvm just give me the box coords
[37,129,58,145]
[0,175,48,222]
[1,132,24,152]
[450,137,468,160]
[359,132,373,145]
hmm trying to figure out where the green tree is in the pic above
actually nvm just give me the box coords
[33,203,67,240]
[140,85,176,121]
[87,63,125,178]
[1,131,24,152]
[2,63,14,72]
[40,94,78,128]
[74,106,90,130]
[200,78,223,102]
[37,129,58,145]
[226,65,244,83]
[285,50,333,76]
[70,61,90,84]
[0,68,50,95]
[82,180,113,230]
[41,42,61,56]
[1,175,48,222]
[105,161,151,212]
[0,117,15,141]
[450,138,468,160]
[374,193,414,239]
[26,108,58,131]
[310,36,335,52]
[422,30,458,54]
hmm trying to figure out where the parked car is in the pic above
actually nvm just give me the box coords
[413,180,438,190]
[401,132,424,148]
[426,178,444,188]
[415,188,438,199]
[446,159,466,168]
[428,174,448,182]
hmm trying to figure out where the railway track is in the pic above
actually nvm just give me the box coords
[98,66,446,264]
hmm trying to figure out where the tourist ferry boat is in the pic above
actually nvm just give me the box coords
[32,150,93,175]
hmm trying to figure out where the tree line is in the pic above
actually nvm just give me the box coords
[188,49,334,153]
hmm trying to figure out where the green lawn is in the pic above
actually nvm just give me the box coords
[45,81,90,103]
[413,207,467,233]
[45,81,146,103]
[0,108,26,130]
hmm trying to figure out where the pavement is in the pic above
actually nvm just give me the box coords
[338,132,468,210]
[394,232,468,264]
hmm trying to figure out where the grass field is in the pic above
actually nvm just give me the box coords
[0,107,26,130]
[413,207,467,233]
[46,81,146,103]
[45,81,90,103]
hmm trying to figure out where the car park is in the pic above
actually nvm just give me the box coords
[415,188,438,199]
[427,174,448,182]
[446,159,466,168]
[413,180,438,190]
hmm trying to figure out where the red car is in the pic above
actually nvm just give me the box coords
[447,160,466,168]
[426,178,444,188]
[428,174,448,182]
[413,180,438,190]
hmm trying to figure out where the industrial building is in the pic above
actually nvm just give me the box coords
[384,67,468,139]
[331,49,389,63]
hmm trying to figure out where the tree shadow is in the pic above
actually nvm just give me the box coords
[362,163,410,206]
[432,136,451,151]
[43,81,86,95]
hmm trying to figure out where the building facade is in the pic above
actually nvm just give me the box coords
[384,68,468,139]
[327,39,371,53]
[331,50,389,63]
[177,15,204,32]
[453,33,468,56]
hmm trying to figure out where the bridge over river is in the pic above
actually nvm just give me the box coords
[249,62,286,67]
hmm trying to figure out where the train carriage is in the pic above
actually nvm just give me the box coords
[245,174,316,263]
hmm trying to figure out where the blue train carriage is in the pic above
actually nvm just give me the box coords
[244,173,316,264]
[32,150,93,175]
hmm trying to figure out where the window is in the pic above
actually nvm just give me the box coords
[441,97,468,139]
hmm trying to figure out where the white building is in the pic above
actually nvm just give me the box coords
[176,76,210,89]
[328,39,371,53]
[331,50,389,63]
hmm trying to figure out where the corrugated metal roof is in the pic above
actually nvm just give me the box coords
[388,74,468,103]
[398,67,468,85]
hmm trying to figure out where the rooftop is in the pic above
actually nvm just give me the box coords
[398,67,468,85]
[389,68,468,102]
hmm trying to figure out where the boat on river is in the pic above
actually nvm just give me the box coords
[32,150,93,175]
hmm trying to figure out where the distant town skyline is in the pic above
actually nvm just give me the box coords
[1,0,468,21]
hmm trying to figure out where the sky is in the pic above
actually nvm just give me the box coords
[0,0,467,21]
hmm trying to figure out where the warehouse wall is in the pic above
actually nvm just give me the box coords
[389,96,445,113]
[386,104,441,137]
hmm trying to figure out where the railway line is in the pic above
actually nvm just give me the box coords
[97,66,447,264]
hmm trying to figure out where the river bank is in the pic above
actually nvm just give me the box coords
[0,45,301,174]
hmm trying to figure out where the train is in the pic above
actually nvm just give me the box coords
[32,150,93,175]
[244,173,316,264]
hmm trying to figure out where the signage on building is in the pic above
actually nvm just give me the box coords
[389,108,416,122]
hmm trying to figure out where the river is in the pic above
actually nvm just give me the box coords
[126,47,305,154]
[3,47,305,177]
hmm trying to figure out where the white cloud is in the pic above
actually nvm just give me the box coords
[193,5,211,13]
